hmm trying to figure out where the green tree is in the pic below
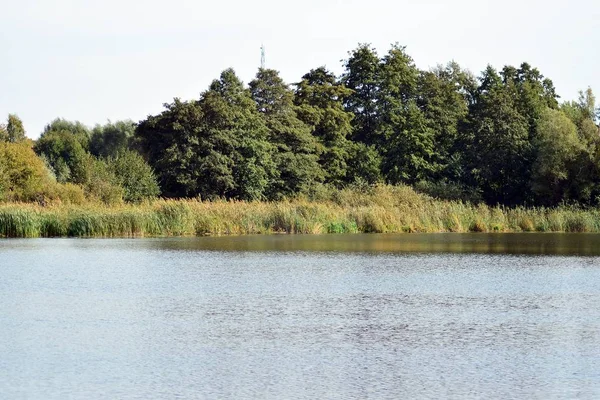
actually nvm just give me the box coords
[41,119,90,149]
[90,120,136,158]
[0,123,7,142]
[137,69,275,200]
[341,44,382,145]
[250,68,323,198]
[530,108,585,205]
[418,62,475,183]
[295,67,380,185]
[77,154,123,205]
[136,99,203,197]
[466,66,531,205]
[560,88,600,204]
[345,142,382,184]
[34,126,90,184]
[377,45,436,184]
[562,88,598,138]
[109,150,160,202]
[0,141,71,202]
[6,114,26,143]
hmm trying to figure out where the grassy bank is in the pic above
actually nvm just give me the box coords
[1,185,600,238]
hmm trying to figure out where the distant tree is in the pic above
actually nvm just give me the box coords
[34,127,89,184]
[295,67,356,185]
[109,150,160,202]
[345,142,382,184]
[6,114,26,143]
[377,44,437,184]
[90,120,136,158]
[135,99,202,197]
[137,69,275,200]
[250,68,323,198]
[417,62,475,183]
[0,123,7,142]
[341,44,382,145]
[0,141,60,202]
[40,119,90,149]
[562,88,598,136]
[530,108,585,205]
[466,65,531,205]
[560,88,600,204]
[77,154,123,205]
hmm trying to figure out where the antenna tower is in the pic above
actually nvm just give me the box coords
[260,44,265,69]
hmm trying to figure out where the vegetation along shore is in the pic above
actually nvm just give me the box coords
[2,185,600,238]
[1,43,600,237]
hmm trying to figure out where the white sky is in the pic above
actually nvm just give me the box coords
[2,0,599,138]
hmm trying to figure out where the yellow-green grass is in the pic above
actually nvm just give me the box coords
[1,185,600,238]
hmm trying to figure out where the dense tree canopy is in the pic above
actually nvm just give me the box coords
[250,68,323,198]
[295,67,354,185]
[137,69,275,200]
[90,120,136,158]
[2,44,599,207]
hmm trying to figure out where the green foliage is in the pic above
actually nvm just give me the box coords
[137,69,276,200]
[418,62,475,182]
[5,43,599,209]
[530,108,584,205]
[77,155,123,205]
[41,119,91,148]
[34,126,89,183]
[0,141,55,202]
[6,114,26,143]
[294,67,354,186]
[378,45,438,184]
[0,124,7,141]
[0,141,84,204]
[345,142,382,184]
[109,150,160,202]
[466,66,532,205]
[135,98,203,197]
[90,120,136,158]
[250,68,323,198]
[342,44,382,145]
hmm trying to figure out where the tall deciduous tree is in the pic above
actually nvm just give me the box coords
[377,44,436,184]
[466,66,531,205]
[34,119,91,183]
[250,68,323,198]
[530,108,585,205]
[342,44,381,146]
[418,62,475,183]
[137,69,275,200]
[7,114,26,143]
[294,67,355,185]
[90,120,136,158]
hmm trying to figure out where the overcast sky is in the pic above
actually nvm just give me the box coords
[2,0,599,138]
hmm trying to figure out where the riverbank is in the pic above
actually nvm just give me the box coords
[1,185,600,238]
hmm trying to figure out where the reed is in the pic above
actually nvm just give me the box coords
[1,185,600,238]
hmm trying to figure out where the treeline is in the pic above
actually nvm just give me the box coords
[1,43,599,207]
[0,118,158,204]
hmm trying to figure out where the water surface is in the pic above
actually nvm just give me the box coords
[1,234,600,399]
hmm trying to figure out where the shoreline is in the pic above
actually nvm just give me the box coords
[1,197,600,238]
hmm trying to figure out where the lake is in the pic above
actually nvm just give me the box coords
[1,233,600,399]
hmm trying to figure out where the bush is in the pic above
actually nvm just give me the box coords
[0,141,58,202]
[109,151,160,203]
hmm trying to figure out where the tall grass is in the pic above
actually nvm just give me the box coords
[1,185,599,238]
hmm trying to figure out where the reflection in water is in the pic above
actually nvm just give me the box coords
[1,236,600,399]
[142,233,600,255]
